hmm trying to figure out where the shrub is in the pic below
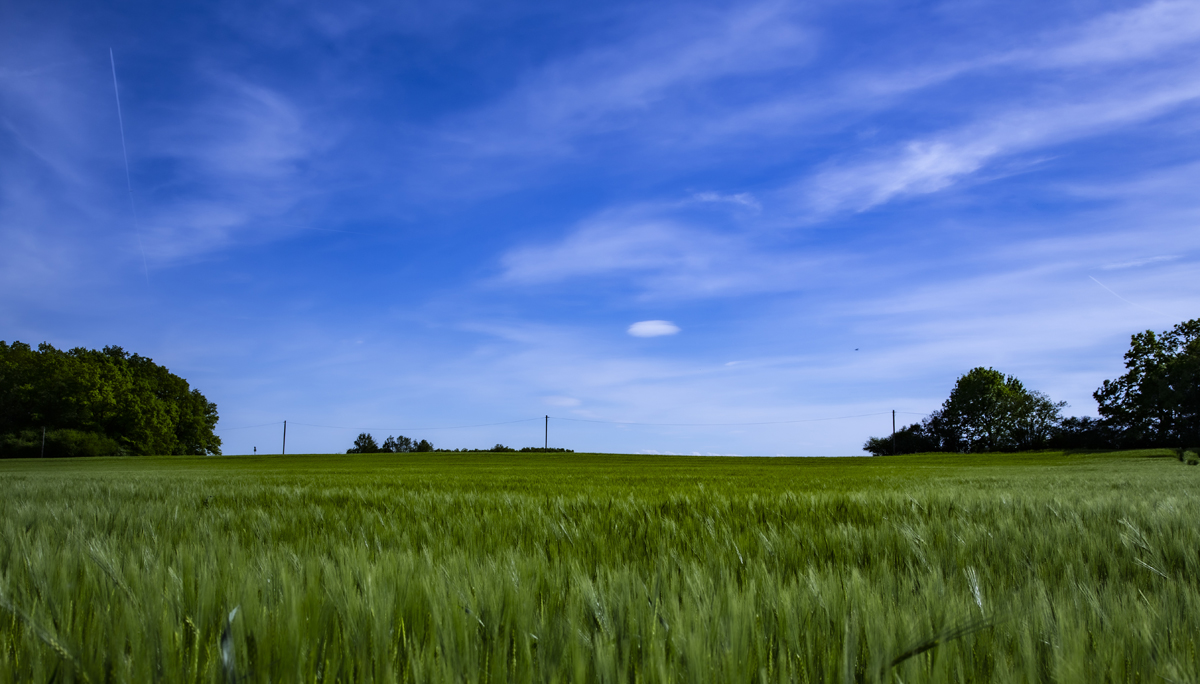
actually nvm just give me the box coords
[0,429,123,458]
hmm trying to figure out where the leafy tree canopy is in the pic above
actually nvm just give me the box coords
[1095,318,1200,447]
[0,341,221,457]
[865,367,1065,455]
[347,433,380,454]
[348,434,574,454]
[350,434,433,453]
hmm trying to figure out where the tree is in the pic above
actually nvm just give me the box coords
[935,367,1065,452]
[1049,416,1116,450]
[1094,318,1200,447]
[0,341,221,457]
[415,439,433,452]
[380,435,416,453]
[864,367,1066,455]
[347,433,379,454]
[863,420,942,456]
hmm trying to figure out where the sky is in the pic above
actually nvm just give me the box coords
[2,0,1198,456]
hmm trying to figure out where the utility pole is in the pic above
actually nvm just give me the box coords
[41,427,45,458]
[892,410,896,456]
[282,420,287,456]
[545,415,548,449]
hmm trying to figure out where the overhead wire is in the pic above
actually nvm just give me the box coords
[286,417,543,432]
[549,411,894,427]
[213,421,284,432]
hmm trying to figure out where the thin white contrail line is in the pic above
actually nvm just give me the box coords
[1088,275,1165,315]
[109,48,150,285]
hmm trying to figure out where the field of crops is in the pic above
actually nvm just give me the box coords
[1,450,1197,683]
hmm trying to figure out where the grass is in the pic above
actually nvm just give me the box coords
[0,450,1197,682]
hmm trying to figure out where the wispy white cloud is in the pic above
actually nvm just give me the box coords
[0,38,136,298]
[802,68,1200,215]
[1027,0,1200,68]
[798,1,1200,216]
[498,205,826,298]
[0,22,325,281]
[1102,255,1179,270]
[388,0,1200,214]
[543,396,581,407]
[136,74,322,260]
[423,0,813,166]
[692,191,761,211]
[164,78,311,182]
[219,0,481,46]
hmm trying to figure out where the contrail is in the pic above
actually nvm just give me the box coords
[1088,275,1165,315]
[109,48,150,285]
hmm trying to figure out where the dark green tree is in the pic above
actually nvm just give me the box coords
[1095,318,1200,447]
[864,367,1065,454]
[0,341,220,457]
[936,367,1065,452]
[863,420,942,456]
[347,433,380,454]
[380,435,418,453]
[1049,416,1115,450]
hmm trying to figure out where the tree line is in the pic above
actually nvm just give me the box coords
[346,432,573,454]
[0,341,221,457]
[865,317,1200,455]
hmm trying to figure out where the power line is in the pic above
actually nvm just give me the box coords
[287,418,543,432]
[215,411,920,434]
[549,412,893,427]
[214,421,283,432]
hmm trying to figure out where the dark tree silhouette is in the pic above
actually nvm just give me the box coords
[1095,318,1200,447]
[864,367,1065,455]
[346,433,380,454]
[0,341,220,457]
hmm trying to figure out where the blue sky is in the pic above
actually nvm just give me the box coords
[2,0,1198,455]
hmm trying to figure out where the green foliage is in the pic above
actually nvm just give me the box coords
[361,434,433,453]
[346,432,380,453]
[865,368,1066,454]
[938,368,1066,452]
[0,429,123,458]
[863,422,941,456]
[381,435,412,452]
[1095,317,1200,448]
[1048,415,1115,450]
[0,451,1197,682]
[366,437,565,454]
[0,341,220,457]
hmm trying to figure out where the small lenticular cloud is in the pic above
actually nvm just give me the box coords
[544,396,581,407]
[628,320,680,337]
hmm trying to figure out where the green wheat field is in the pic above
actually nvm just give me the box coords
[1,450,1197,683]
